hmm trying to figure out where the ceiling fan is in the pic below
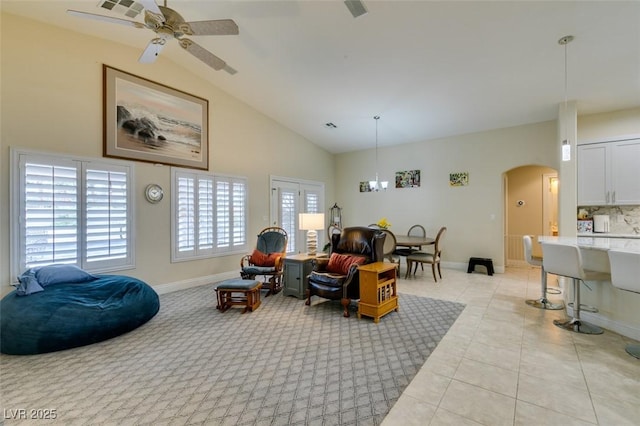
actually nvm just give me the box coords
[67,0,239,74]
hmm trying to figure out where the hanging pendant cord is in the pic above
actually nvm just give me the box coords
[564,40,568,120]
[558,35,574,145]
[374,115,380,184]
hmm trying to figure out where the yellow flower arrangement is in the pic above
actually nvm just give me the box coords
[377,217,391,229]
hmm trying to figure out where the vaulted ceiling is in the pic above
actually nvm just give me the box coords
[3,1,639,153]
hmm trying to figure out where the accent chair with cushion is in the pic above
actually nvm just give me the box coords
[305,226,386,317]
[240,227,288,296]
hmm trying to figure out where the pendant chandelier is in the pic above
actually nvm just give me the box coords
[369,115,388,191]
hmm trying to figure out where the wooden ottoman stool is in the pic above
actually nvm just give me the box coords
[215,279,261,313]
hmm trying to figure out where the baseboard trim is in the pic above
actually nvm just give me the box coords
[153,271,238,295]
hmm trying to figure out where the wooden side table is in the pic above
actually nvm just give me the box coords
[283,253,316,299]
[357,262,398,323]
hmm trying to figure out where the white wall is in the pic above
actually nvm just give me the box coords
[335,120,559,271]
[0,13,335,295]
[578,107,640,143]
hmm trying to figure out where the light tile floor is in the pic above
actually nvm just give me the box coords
[382,266,640,426]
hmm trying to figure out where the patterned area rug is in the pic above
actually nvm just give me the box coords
[1,285,464,425]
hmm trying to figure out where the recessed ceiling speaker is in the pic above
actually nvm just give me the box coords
[344,0,368,18]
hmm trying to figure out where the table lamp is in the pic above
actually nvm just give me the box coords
[299,213,325,255]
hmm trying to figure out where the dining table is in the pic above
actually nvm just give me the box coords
[394,235,435,251]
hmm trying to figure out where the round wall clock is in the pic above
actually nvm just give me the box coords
[144,184,164,204]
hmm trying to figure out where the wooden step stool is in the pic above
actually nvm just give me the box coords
[467,257,494,276]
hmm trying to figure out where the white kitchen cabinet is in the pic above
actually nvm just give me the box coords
[578,138,640,206]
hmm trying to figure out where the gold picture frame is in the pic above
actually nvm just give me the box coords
[103,65,209,170]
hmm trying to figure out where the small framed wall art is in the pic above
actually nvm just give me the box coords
[395,170,421,188]
[449,172,469,186]
[359,181,373,192]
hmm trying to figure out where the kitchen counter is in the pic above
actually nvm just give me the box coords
[540,236,640,254]
[577,232,640,239]
[538,235,640,341]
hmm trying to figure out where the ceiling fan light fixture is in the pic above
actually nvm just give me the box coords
[70,0,239,74]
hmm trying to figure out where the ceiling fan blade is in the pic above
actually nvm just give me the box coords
[67,10,145,29]
[139,38,166,63]
[179,39,226,71]
[184,19,239,36]
[223,65,238,75]
[138,0,164,19]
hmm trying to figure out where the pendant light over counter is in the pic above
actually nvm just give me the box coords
[559,35,574,162]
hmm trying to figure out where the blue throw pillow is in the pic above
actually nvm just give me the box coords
[34,264,97,287]
[15,270,45,296]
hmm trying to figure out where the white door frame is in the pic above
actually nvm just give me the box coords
[270,176,325,254]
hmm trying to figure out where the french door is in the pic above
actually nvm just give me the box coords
[270,177,324,254]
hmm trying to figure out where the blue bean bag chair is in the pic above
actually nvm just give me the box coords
[1,266,159,355]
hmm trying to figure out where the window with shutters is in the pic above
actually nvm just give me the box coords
[10,150,134,278]
[171,168,247,261]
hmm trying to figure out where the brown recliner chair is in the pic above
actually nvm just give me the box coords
[305,226,386,317]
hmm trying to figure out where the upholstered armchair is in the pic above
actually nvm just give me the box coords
[305,226,386,317]
[240,227,288,296]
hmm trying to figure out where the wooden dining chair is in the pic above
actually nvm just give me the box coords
[405,226,447,281]
[380,229,401,272]
[394,224,427,270]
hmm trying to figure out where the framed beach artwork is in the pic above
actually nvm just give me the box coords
[103,65,209,170]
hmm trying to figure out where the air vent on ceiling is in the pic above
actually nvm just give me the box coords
[98,0,144,19]
[344,0,368,19]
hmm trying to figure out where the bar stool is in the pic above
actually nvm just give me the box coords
[541,242,609,335]
[523,236,563,310]
[607,249,640,359]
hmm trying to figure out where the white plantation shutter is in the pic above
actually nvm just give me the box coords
[198,178,214,250]
[177,175,196,252]
[172,169,247,261]
[85,167,129,266]
[13,151,134,276]
[305,190,320,214]
[232,181,246,247]
[216,179,230,249]
[23,161,79,266]
[279,188,297,253]
[303,187,323,250]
